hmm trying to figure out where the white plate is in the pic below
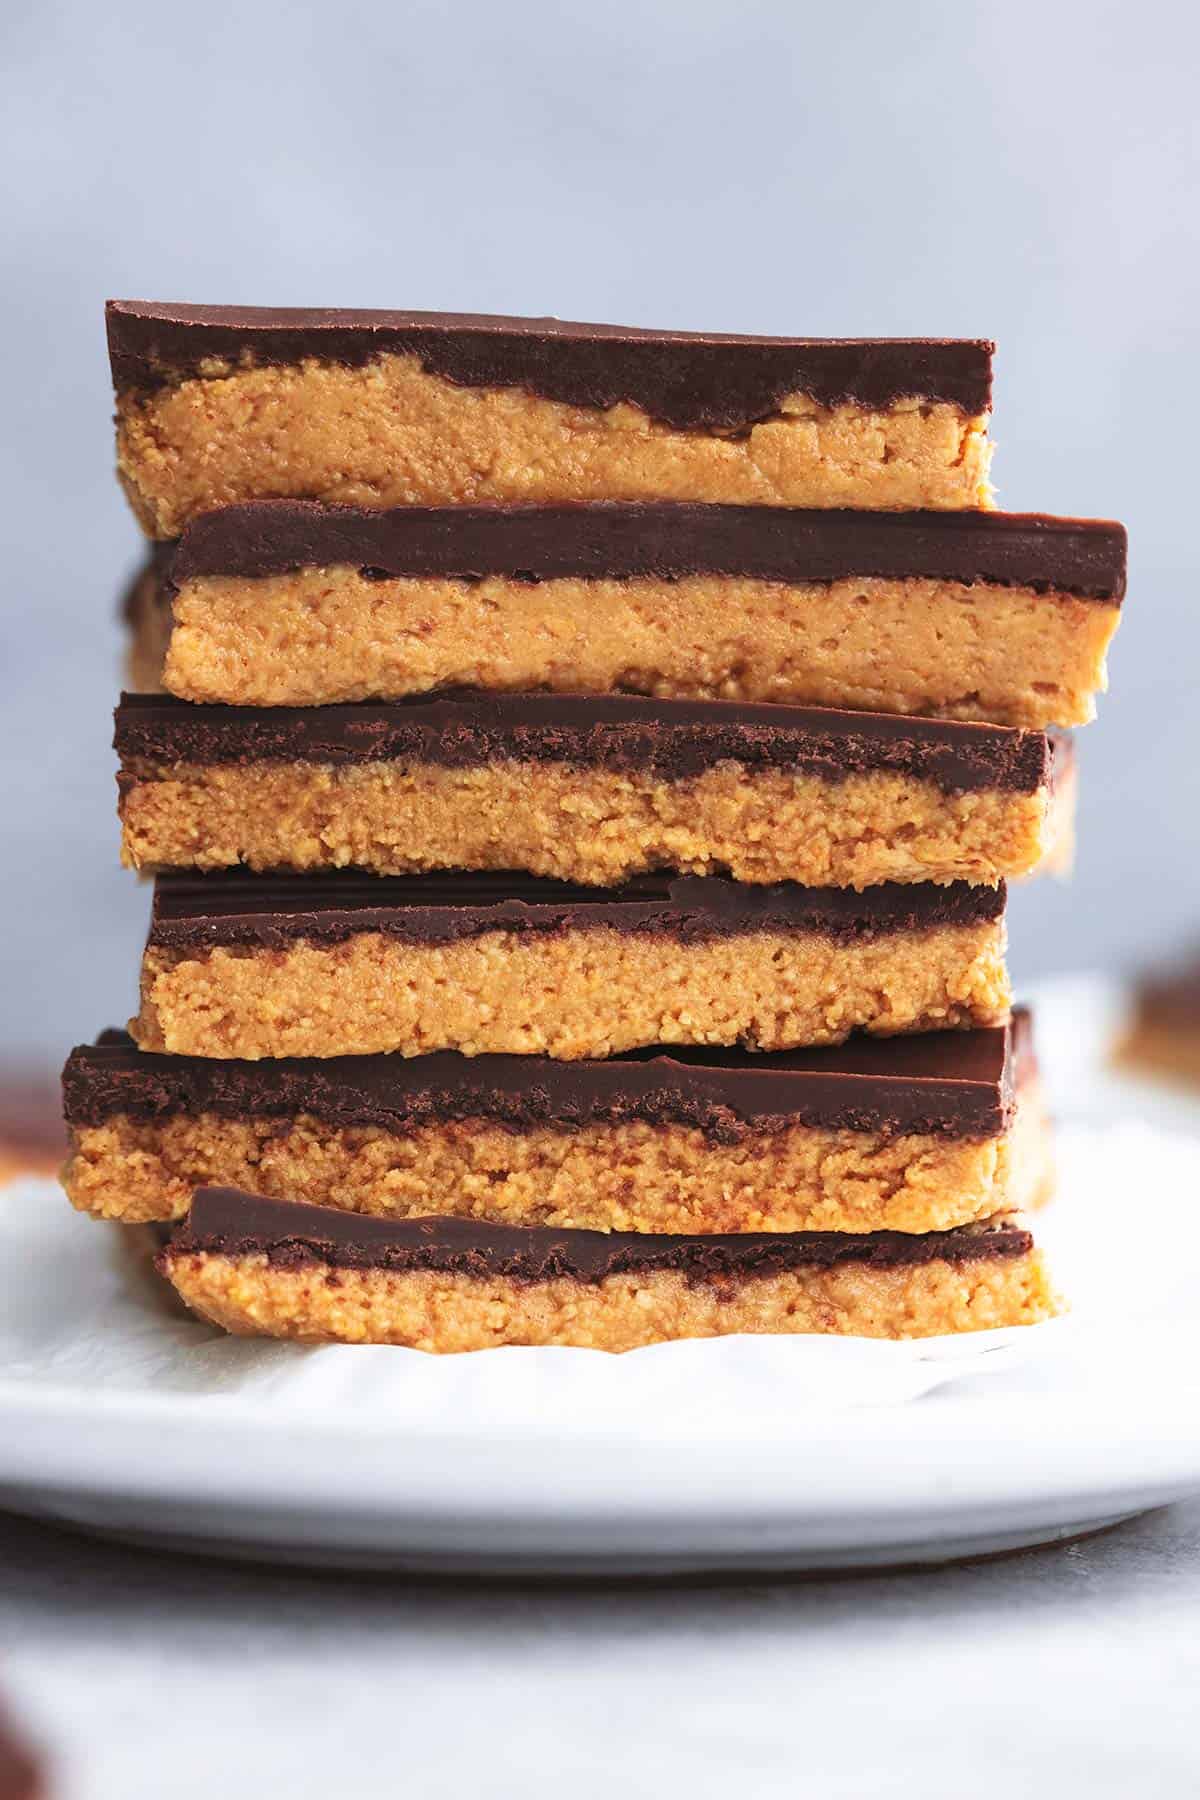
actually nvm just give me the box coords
[4,1087,1200,1573]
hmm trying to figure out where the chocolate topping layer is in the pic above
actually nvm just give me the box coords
[115,691,1062,794]
[107,302,994,427]
[144,869,1005,953]
[168,1186,1032,1281]
[168,501,1126,600]
[63,1012,1030,1142]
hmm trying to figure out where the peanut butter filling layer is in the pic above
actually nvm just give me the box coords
[153,568,1117,730]
[64,1093,1051,1233]
[115,356,993,538]
[160,1242,1059,1349]
[131,917,1008,1062]
[119,757,1070,889]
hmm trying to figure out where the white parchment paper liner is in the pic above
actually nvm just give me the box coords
[4,1121,1200,1446]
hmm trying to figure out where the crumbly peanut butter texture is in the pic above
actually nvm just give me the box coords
[119,758,1069,889]
[161,1244,1060,1349]
[64,1090,1052,1232]
[157,568,1118,730]
[115,355,994,538]
[131,918,1009,1060]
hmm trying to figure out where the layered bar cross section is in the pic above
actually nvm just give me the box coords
[158,1185,1060,1349]
[139,502,1126,728]
[115,692,1074,889]
[107,304,995,534]
[62,1012,1049,1234]
[129,871,1011,1061]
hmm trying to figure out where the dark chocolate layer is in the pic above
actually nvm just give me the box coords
[168,502,1126,600]
[144,869,1005,954]
[166,1187,1033,1282]
[107,302,993,427]
[63,1013,1030,1143]
[115,691,1062,795]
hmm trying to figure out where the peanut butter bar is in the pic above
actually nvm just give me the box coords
[62,1011,1050,1234]
[107,303,995,535]
[136,502,1125,728]
[158,1187,1060,1349]
[115,693,1075,890]
[129,872,1011,1061]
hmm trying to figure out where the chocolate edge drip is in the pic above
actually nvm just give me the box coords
[164,1187,1034,1283]
[114,692,1052,795]
[62,1013,1021,1142]
[107,303,994,425]
[165,503,1127,601]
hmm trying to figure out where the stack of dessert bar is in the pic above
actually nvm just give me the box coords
[60,305,1126,1350]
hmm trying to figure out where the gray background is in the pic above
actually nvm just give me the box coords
[5,1501,1200,1800]
[2,0,1196,1061]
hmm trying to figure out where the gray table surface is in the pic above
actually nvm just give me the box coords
[2,1500,1198,1798]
